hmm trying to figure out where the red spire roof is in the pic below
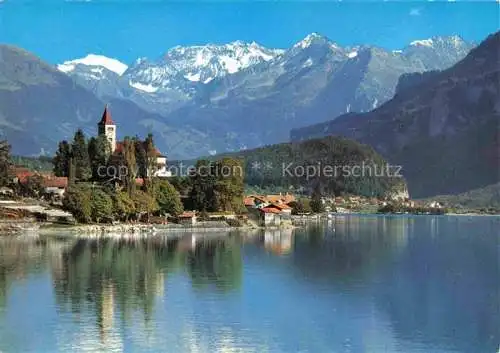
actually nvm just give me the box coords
[99,105,115,125]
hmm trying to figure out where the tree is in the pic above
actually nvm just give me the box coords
[138,134,159,196]
[144,134,158,179]
[290,198,312,215]
[53,140,72,177]
[63,186,92,223]
[0,140,11,187]
[310,183,325,213]
[68,156,76,186]
[188,158,245,213]
[88,135,111,180]
[214,157,245,213]
[112,191,136,222]
[156,180,183,216]
[135,137,147,179]
[188,159,217,211]
[132,190,158,222]
[169,176,192,197]
[71,129,92,181]
[122,137,137,196]
[90,189,113,223]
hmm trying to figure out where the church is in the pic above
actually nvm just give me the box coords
[98,106,171,178]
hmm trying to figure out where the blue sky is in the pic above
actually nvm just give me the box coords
[0,1,498,64]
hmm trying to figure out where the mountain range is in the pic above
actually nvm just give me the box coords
[2,32,495,198]
[52,33,473,158]
[291,32,500,198]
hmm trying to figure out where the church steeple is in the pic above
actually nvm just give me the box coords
[98,105,117,152]
[99,104,115,125]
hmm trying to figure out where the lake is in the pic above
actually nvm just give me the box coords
[0,215,498,353]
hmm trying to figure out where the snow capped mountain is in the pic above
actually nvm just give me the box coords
[124,40,284,93]
[57,54,128,76]
[294,32,327,49]
[57,33,472,96]
[410,39,435,47]
[289,33,344,57]
[54,33,475,158]
[166,40,283,77]
[409,35,468,49]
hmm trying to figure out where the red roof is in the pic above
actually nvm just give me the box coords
[244,196,255,206]
[260,207,281,214]
[179,211,196,218]
[271,203,292,210]
[99,105,115,126]
[13,168,52,184]
[16,171,35,184]
[43,177,68,188]
[252,194,296,205]
[15,171,67,188]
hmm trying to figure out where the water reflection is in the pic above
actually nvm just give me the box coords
[287,215,499,353]
[53,238,171,324]
[0,217,497,353]
[373,216,500,353]
[0,237,66,309]
[186,236,242,292]
[290,215,412,286]
[52,234,243,321]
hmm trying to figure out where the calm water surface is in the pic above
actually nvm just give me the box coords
[0,215,498,353]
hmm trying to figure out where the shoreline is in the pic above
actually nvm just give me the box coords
[2,212,498,237]
[2,220,296,237]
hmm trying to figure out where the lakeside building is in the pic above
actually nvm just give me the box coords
[244,194,295,226]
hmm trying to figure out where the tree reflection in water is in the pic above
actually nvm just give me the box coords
[186,236,242,292]
[50,234,243,342]
[0,237,58,310]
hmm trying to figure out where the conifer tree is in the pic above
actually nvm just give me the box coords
[88,135,111,180]
[0,140,11,187]
[310,182,325,213]
[144,133,158,178]
[123,137,137,196]
[71,129,91,181]
[189,159,217,211]
[53,140,72,177]
[143,133,159,195]
[135,138,147,179]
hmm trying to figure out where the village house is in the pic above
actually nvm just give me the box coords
[258,207,282,227]
[428,201,443,209]
[98,106,171,178]
[42,176,68,199]
[177,211,197,226]
[245,193,295,227]
[10,166,69,199]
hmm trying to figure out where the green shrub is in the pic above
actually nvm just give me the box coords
[63,186,92,223]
